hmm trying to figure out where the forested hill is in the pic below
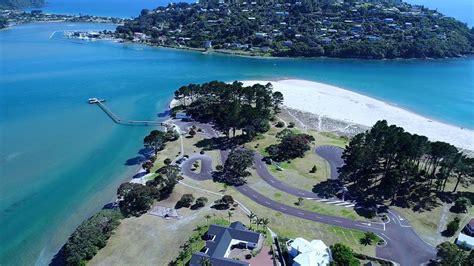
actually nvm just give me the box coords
[0,0,44,9]
[116,0,474,59]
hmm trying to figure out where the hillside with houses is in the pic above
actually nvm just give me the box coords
[115,0,474,59]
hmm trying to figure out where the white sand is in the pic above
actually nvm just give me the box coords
[241,79,474,151]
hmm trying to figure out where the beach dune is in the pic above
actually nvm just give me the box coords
[242,79,474,151]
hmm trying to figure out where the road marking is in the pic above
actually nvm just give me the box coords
[333,220,343,223]
[334,202,351,206]
[265,201,271,205]
[381,233,392,241]
[241,187,247,191]
[298,212,305,216]
[280,207,287,211]
[252,194,257,198]
[317,199,330,202]
[326,200,344,204]
[344,204,355,208]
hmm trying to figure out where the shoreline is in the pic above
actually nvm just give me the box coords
[241,79,474,151]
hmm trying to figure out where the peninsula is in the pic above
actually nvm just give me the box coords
[115,0,474,59]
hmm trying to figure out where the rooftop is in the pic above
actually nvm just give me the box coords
[190,221,261,266]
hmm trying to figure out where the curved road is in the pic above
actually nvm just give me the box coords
[176,121,436,265]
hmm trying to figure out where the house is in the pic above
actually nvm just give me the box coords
[203,40,212,49]
[456,218,474,249]
[465,218,474,235]
[190,222,263,266]
[456,233,474,250]
[286,238,332,266]
[175,112,192,120]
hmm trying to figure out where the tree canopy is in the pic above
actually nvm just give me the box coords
[174,81,282,139]
[218,148,255,185]
[339,120,473,207]
[266,130,315,161]
[330,243,359,266]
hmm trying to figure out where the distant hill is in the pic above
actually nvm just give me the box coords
[116,0,474,59]
[0,0,45,9]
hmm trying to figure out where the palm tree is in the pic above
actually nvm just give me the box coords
[247,212,256,227]
[261,217,270,229]
[256,217,263,230]
[227,211,233,223]
[204,214,211,225]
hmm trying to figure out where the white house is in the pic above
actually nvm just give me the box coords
[287,238,332,266]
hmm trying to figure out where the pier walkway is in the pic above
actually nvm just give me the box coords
[91,100,166,127]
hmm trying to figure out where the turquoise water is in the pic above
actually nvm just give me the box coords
[0,22,473,265]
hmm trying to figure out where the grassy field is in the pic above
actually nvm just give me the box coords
[226,185,378,256]
[245,169,364,221]
[89,184,248,265]
[393,182,474,247]
[177,176,376,256]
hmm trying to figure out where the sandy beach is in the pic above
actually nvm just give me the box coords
[241,79,474,151]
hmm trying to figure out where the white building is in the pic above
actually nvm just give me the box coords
[287,238,332,266]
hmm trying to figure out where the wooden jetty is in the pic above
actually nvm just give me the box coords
[89,98,166,127]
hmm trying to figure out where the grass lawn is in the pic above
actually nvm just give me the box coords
[244,119,349,192]
[245,170,364,221]
[226,185,378,256]
[89,184,248,265]
[392,181,474,247]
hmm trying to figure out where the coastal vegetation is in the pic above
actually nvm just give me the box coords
[173,81,282,139]
[339,120,474,209]
[115,0,474,59]
[63,209,123,266]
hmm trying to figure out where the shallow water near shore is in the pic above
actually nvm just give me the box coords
[0,22,473,265]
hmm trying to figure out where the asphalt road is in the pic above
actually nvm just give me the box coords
[176,120,436,265]
[315,145,344,180]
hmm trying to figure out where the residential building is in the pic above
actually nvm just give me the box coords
[286,238,332,266]
[190,221,263,266]
[456,218,474,250]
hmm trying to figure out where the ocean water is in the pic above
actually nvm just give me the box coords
[28,0,194,18]
[0,22,473,265]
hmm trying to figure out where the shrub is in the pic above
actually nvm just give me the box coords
[164,158,172,165]
[310,165,317,173]
[64,210,123,265]
[288,122,295,128]
[176,194,195,208]
[445,217,461,236]
[214,195,234,209]
[275,121,285,128]
[188,129,196,137]
[191,197,208,210]
[331,243,359,266]
[453,197,471,213]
